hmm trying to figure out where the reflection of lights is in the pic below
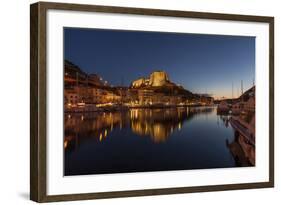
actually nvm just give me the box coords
[64,141,68,148]
[178,123,182,130]
[96,102,113,107]
[145,126,148,133]
[151,124,168,143]
[130,109,139,119]
[77,102,85,107]
[66,108,189,145]
[81,115,84,121]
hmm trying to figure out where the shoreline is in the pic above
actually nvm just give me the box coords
[64,104,217,113]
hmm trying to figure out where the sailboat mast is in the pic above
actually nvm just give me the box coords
[241,80,243,96]
[232,82,233,103]
[241,80,244,102]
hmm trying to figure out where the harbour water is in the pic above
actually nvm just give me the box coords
[64,106,253,176]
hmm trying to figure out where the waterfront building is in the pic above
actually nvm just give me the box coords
[104,90,121,103]
[200,96,214,105]
[88,73,104,86]
[65,89,79,105]
[84,87,121,104]
[88,87,107,104]
[138,89,154,105]
[73,86,91,104]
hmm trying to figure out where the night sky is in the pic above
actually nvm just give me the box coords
[64,27,255,99]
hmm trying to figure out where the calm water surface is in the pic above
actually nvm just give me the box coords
[64,106,251,176]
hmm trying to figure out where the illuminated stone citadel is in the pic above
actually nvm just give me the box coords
[131,71,172,88]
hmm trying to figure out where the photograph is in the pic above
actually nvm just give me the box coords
[63,27,256,176]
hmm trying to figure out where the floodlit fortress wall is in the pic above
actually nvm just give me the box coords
[131,71,169,88]
[132,78,145,88]
[149,71,169,87]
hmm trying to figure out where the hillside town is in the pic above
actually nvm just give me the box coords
[64,60,214,112]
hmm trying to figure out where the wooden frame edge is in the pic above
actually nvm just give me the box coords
[30,2,39,202]
[39,181,273,203]
[37,1,274,22]
[30,1,274,202]
[30,2,48,202]
[269,17,274,188]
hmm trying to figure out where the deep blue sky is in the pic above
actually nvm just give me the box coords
[64,27,255,99]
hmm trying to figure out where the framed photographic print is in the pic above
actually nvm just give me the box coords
[30,1,274,202]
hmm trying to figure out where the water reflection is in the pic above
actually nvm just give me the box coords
[226,131,255,166]
[64,107,215,150]
[130,108,189,143]
[64,106,253,175]
[216,115,255,166]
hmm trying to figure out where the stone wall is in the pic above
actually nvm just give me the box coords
[131,78,145,88]
[149,71,169,87]
[131,71,169,88]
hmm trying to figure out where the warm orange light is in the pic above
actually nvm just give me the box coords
[178,123,182,130]
[64,141,68,148]
[77,102,85,107]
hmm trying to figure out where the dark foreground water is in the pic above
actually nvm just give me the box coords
[64,106,252,176]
